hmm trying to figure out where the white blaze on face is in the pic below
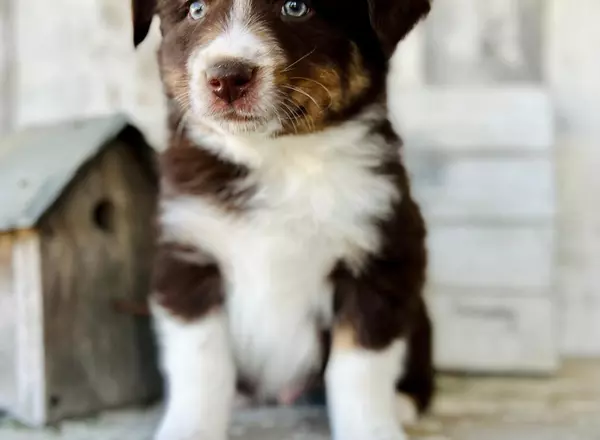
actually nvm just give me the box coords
[188,0,284,133]
[194,0,271,71]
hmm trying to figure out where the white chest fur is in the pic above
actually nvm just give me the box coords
[160,116,400,398]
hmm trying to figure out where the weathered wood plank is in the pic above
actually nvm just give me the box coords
[39,141,160,423]
[424,0,543,84]
[545,0,600,138]
[11,0,167,148]
[427,225,555,290]
[428,290,557,373]
[409,156,555,221]
[0,233,15,409]
[14,0,106,127]
[0,0,12,134]
[546,0,600,356]
[391,88,554,152]
[12,230,46,426]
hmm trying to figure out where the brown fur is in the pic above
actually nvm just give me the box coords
[160,134,253,208]
[135,0,429,136]
[132,0,435,415]
[153,243,224,321]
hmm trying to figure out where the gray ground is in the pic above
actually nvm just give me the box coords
[2,361,600,440]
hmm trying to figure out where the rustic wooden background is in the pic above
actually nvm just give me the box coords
[1,0,599,359]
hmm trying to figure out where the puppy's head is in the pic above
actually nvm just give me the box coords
[133,0,430,136]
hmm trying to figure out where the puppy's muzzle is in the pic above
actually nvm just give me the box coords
[206,60,258,104]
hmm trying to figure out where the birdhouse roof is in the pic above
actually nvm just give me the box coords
[0,114,155,232]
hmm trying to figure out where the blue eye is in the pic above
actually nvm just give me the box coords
[281,0,311,19]
[189,1,207,20]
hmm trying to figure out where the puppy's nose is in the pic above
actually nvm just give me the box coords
[206,61,257,104]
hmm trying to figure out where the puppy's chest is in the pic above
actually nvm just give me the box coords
[164,149,397,275]
[161,150,397,396]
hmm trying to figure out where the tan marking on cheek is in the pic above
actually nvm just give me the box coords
[275,47,371,134]
[161,67,191,109]
[332,324,358,352]
[314,66,344,112]
[274,70,288,86]
[283,65,344,132]
[287,88,327,134]
[275,63,347,134]
[347,44,371,101]
[272,71,316,134]
[291,44,370,122]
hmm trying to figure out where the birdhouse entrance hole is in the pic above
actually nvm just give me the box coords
[93,199,115,232]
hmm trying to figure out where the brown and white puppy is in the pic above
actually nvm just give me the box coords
[132,1,434,439]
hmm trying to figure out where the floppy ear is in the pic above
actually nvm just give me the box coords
[368,0,431,55]
[132,0,157,47]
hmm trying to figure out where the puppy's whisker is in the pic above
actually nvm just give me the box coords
[289,77,334,109]
[175,110,192,144]
[175,97,191,111]
[266,102,284,131]
[282,96,304,118]
[281,98,304,134]
[281,48,316,73]
[282,85,321,110]
[284,96,308,122]
[279,101,300,134]
[303,112,315,133]
[283,96,315,134]
[173,89,192,110]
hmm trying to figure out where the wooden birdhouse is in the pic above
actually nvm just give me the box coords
[0,115,161,426]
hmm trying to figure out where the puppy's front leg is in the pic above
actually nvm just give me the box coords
[152,247,234,440]
[326,326,407,440]
[327,243,427,440]
[153,308,234,440]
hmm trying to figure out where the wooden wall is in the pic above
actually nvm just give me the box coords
[0,0,11,134]
[392,87,557,372]
[0,234,15,409]
[0,0,166,146]
[546,0,600,356]
[390,0,600,358]
[0,0,599,357]
[388,0,558,371]
[424,0,543,84]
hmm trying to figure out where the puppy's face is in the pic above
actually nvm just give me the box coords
[133,0,430,136]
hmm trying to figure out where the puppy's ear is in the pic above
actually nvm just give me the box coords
[132,0,157,47]
[368,0,431,55]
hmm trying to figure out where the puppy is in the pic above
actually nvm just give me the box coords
[132,1,434,439]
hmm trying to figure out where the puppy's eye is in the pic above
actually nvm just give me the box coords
[189,1,207,20]
[281,0,312,19]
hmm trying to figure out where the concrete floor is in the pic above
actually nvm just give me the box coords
[2,361,600,440]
